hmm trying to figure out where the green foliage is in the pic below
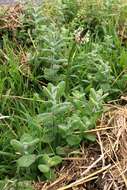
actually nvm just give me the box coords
[38,154,62,179]
[36,82,107,147]
[0,180,33,190]
[62,0,79,23]
[10,133,62,180]
[11,134,39,154]
[17,155,36,168]
[0,0,127,183]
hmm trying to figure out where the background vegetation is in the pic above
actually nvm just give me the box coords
[0,0,127,189]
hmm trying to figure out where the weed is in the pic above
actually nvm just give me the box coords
[0,0,127,183]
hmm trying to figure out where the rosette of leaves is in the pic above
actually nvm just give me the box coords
[10,133,62,180]
[10,134,39,168]
[38,154,62,180]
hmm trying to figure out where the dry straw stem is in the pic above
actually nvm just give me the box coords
[42,175,68,190]
[101,104,127,188]
[0,115,10,119]
[57,164,111,190]
[105,132,127,188]
[81,153,107,177]
[97,132,105,167]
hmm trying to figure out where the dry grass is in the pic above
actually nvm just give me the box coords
[0,4,23,30]
[34,100,127,190]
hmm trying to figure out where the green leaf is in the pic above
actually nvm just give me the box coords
[58,125,69,137]
[43,169,56,180]
[52,102,72,115]
[70,116,85,131]
[20,134,33,143]
[90,88,99,101]
[90,97,99,108]
[42,129,55,143]
[42,154,50,164]
[17,155,36,168]
[82,116,92,129]
[17,134,40,154]
[43,86,52,99]
[10,139,24,153]
[66,135,81,146]
[56,146,66,156]
[37,113,54,126]
[84,133,96,142]
[56,81,65,99]
[22,138,40,154]
[44,68,59,82]
[23,139,40,147]
[38,164,50,173]
[48,156,62,167]
[47,83,55,91]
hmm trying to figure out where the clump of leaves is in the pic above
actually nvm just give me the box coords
[10,133,62,180]
[9,81,107,180]
[38,154,62,179]
[37,81,107,146]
